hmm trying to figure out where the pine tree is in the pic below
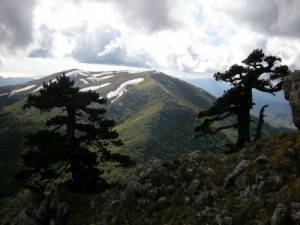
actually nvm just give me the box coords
[195,49,290,149]
[19,73,134,194]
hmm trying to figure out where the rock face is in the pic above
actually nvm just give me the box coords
[283,70,300,130]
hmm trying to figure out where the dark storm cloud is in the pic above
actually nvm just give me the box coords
[28,25,54,58]
[71,26,122,63]
[231,0,278,34]
[77,0,176,33]
[224,0,300,36]
[97,45,156,68]
[0,0,37,49]
[71,25,155,68]
[273,0,300,36]
[113,0,176,33]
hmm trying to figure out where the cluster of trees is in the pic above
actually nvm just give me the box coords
[19,49,289,194]
[195,49,289,149]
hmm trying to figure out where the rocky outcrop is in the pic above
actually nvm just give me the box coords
[224,160,251,189]
[271,204,292,225]
[283,70,300,130]
[9,134,300,225]
[11,190,70,225]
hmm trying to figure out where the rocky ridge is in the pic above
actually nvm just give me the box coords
[9,132,300,225]
[283,70,300,130]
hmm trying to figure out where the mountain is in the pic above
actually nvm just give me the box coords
[186,78,294,129]
[0,69,230,160]
[0,76,34,87]
[0,69,282,199]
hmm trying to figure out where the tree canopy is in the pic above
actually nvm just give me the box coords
[19,74,134,194]
[195,49,290,149]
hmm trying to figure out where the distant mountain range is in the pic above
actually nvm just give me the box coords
[0,76,34,87]
[185,78,294,129]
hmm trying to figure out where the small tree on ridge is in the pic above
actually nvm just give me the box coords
[195,49,290,149]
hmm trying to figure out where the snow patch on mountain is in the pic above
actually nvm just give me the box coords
[80,83,110,92]
[79,78,89,84]
[87,75,114,82]
[91,72,114,77]
[127,70,142,74]
[10,85,36,96]
[0,93,9,97]
[32,85,43,93]
[65,69,89,77]
[107,78,144,102]
[116,70,142,74]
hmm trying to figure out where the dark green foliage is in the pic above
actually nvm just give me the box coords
[19,74,134,194]
[195,49,290,148]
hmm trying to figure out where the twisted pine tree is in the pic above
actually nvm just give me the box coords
[195,49,290,149]
[20,73,134,194]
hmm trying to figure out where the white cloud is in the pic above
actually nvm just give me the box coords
[266,37,300,70]
[0,0,299,78]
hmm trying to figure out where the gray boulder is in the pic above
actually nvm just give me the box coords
[215,214,233,225]
[188,150,202,161]
[271,204,291,225]
[291,202,300,223]
[152,159,163,169]
[187,179,200,195]
[224,160,251,189]
[234,174,248,190]
[254,155,269,164]
[195,191,210,205]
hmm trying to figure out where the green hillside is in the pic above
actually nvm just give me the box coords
[0,69,282,201]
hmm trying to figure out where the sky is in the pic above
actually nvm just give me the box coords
[0,0,299,78]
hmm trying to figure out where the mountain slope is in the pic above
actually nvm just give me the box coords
[0,69,281,199]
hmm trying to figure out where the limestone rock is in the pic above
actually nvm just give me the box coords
[224,160,251,189]
[234,174,248,190]
[215,214,233,225]
[254,155,269,164]
[283,70,300,130]
[187,179,200,195]
[188,150,202,161]
[11,209,38,225]
[152,159,163,169]
[240,185,254,199]
[291,202,300,222]
[195,191,210,205]
[196,207,213,223]
[271,204,291,225]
